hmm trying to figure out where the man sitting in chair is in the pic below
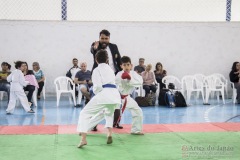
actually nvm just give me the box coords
[74,62,92,105]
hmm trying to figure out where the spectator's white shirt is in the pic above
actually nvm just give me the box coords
[105,46,116,73]
[71,67,81,80]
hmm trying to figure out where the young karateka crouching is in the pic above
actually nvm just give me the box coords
[6,61,35,114]
[77,49,121,148]
[115,56,144,135]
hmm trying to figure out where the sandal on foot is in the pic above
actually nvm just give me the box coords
[107,136,113,144]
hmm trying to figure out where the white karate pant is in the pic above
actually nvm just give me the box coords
[6,91,31,113]
[123,96,143,133]
[77,98,118,133]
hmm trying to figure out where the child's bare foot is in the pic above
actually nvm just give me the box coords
[131,132,144,135]
[107,136,112,144]
[77,141,87,148]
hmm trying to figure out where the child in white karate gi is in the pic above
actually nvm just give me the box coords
[77,49,121,148]
[6,61,35,114]
[115,56,144,135]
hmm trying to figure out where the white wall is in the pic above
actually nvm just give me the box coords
[0,21,240,93]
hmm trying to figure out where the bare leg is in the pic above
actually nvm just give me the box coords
[106,127,113,144]
[81,88,90,100]
[77,132,87,148]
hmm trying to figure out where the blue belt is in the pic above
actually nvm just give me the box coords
[102,84,116,88]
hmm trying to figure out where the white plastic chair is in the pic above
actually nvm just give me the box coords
[54,76,76,106]
[42,77,46,99]
[32,88,38,106]
[230,82,237,104]
[0,91,4,100]
[193,74,206,99]
[162,75,182,92]
[212,73,228,98]
[181,75,205,103]
[204,75,225,104]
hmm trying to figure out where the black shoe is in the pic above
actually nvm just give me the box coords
[75,104,81,108]
[114,124,123,129]
[92,126,97,131]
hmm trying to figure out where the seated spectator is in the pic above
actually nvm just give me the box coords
[66,58,81,96]
[74,62,92,104]
[32,62,45,99]
[229,61,240,104]
[154,62,167,90]
[134,58,146,75]
[0,62,11,102]
[22,62,36,104]
[141,64,157,97]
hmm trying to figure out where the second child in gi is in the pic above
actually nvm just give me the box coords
[115,56,144,135]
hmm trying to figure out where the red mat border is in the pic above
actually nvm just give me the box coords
[0,123,239,135]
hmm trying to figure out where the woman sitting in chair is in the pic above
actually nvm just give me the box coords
[229,61,240,104]
[141,64,157,97]
[32,62,45,100]
[154,62,167,90]
[22,62,36,105]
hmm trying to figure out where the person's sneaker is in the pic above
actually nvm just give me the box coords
[113,124,123,129]
[6,111,11,114]
[27,109,35,113]
[37,96,41,100]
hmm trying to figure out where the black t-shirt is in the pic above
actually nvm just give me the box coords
[75,70,91,81]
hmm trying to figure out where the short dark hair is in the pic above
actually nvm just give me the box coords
[1,62,11,70]
[73,58,78,61]
[121,56,131,64]
[95,49,108,63]
[1,62,8,66]
[99,29,110,37]
[15,61,24,69]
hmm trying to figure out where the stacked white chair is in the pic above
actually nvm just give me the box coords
[193,74,206,100]
[204,75,225,104]
[54,76,76,106]
[212,73,228,98]
[182,75,205,104]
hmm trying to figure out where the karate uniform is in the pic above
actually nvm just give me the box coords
[6,69,31,113]
[77,63,121,133]
[115,70,143,133]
